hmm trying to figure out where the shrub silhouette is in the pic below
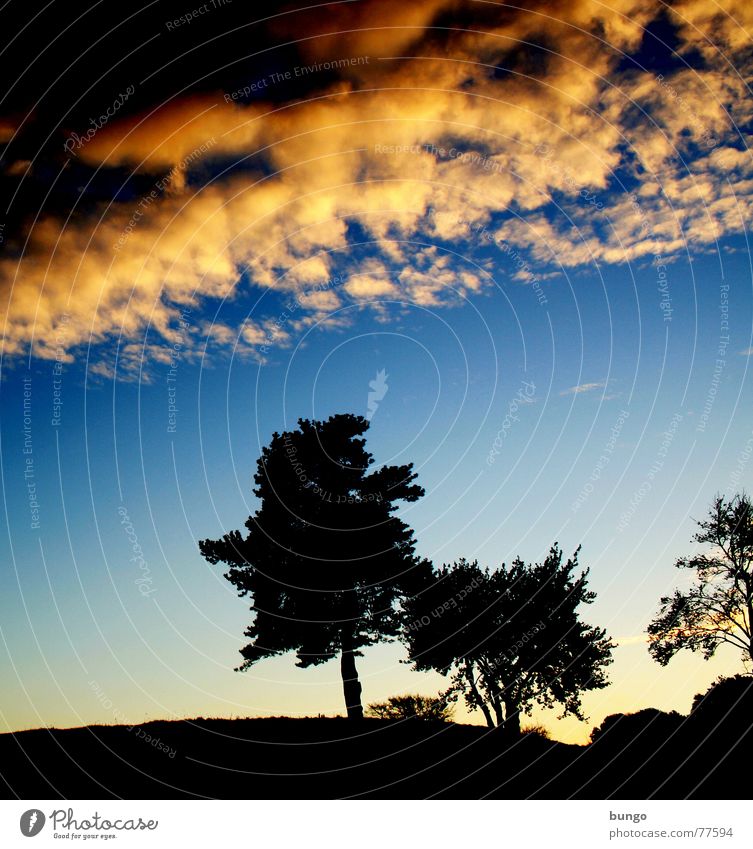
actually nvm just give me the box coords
[689,674,753,737]
[691,674,753,714]
[590,708,685,746]
[366,694,453,721]
[520,723,551,739]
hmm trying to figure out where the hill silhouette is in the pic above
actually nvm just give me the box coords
[2,676,750,799]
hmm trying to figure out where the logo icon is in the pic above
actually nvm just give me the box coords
[366,369,389,421]
[20,808,45,837]
[20,810,45,837]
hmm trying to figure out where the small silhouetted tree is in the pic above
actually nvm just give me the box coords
[366,694,453,721]
[690,674,753,720]
[589,708,685,745]
[403,546,614,734]
[648,493,753,667]
[687,674,753,756]
[200,414,426,718]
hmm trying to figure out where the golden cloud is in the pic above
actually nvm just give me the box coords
[3,0,753,372]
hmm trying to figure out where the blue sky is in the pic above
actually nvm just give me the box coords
[1,0,753,742]
[1,229,750,741]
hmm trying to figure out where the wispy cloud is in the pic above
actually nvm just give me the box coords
[615,634,649,647]
[560,381,607,396]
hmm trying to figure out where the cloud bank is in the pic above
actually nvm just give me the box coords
[1,0,751,373]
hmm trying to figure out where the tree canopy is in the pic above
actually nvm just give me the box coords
[402,546,614,733]
[648,493,753,666]
[199,413,427,718]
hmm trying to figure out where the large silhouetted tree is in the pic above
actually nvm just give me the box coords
[199,414,426,718]
[403,546,614,733]
[648,493,753,666]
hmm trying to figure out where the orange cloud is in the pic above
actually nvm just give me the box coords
[3,0,753,373]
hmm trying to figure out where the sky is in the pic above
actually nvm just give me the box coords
[0,0,752,744]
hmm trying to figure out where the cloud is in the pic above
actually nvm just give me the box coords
[345,276,398,300]
[560,381,607,396]
[0,117,18,144]
[270,0,458,64]
[615,634,649,647]
[2,0,753,373]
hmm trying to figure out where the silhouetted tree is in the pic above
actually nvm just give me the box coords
[403,546,614,734]
[686,674,753,766]
[690,674,753,721]
[648,493,753,666]
[589,708,685,745]
[366,694,452,721]
[200,414,426,718]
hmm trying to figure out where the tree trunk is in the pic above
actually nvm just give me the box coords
[503,697,521,736]
[486,676,505,727]
[491,696,505,728]
[341,627,363,719]
[465,665,495,728]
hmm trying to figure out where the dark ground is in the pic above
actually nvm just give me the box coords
[1,707,749,799]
